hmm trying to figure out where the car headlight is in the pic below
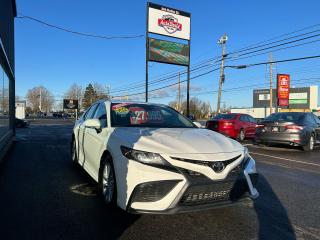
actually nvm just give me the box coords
[121,146,169,166]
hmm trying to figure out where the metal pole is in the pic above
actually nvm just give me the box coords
[145,3,149,102]
[216,35,226,114]
[39,87,42,112]
[178,72,181,111]
[269,53,273,115]
[186,39,191,116]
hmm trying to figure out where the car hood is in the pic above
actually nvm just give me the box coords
[111,127,243,155]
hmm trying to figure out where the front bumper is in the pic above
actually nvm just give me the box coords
[122,154,259,214]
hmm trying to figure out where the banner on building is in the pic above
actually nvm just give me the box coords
[148,38,189,66]
[63,99,79,110]
[277,74,290,107]
[148,2,191,40]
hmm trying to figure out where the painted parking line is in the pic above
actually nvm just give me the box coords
[250,152,320,167]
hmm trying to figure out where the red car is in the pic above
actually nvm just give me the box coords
[206,113,257,141]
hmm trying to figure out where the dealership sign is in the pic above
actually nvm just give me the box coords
[277,74,290,107]
[148,2,191,40]
[148,38,189,66]
[63,99,79,110]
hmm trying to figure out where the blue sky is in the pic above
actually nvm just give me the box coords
[15,0,320,109]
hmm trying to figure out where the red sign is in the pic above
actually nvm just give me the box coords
[277,74,290,107]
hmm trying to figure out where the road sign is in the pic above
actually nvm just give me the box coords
[277,74,290,107]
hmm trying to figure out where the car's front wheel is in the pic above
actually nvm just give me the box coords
[99,158,117,205]
[71,139,78,165]
[303,134,315,151]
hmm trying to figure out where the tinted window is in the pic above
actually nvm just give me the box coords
[313,114,320,124]
[248,116,257,123]
[212,114,236,120]
[264,112,304,123]
[304,113,316,125]
[84,104,98,120]
[94,103,107,128]
[239,115,249,122]
[111,103,195,128]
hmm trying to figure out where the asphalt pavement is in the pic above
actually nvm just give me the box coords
[0,119,319,240]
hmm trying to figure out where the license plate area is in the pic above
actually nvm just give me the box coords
[272,127,279,132]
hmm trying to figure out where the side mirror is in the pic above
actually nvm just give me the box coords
[84,119,101,131]
[193,121,202,128]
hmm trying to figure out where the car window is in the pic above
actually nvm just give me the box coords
[84,103,98,120]
[248,116,257,123]
[239,115,249,122]
[264,112,304,123]
[212,114,236,120]
[93,103,107,128]
[111,103,195,128]
[305,113,316,125]
[312,114,320,124]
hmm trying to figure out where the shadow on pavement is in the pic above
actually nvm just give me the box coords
[254,175,296,240]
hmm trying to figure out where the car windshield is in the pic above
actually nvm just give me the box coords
[264,112,304,123]
[212,114,236,120]
[110,103,195,128]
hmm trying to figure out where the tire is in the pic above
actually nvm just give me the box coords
[71,139,78,165]
[303,134,315,151]
[237,129,245,142]
[99,157,117,205]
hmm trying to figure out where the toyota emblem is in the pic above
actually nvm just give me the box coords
[212,161,225,173]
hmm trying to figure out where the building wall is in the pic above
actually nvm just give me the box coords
[0,0,16,162]
[253,86,317,110]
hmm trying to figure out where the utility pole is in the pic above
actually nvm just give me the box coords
[39,87,42,112]
[178,72,181,112]
[269,53,273,115]
[216,33,228,114]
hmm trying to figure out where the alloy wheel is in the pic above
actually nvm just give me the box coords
[102,162,115,204]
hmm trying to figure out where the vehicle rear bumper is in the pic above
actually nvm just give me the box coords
[256,132,308,146]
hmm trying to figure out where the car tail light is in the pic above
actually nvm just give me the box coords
[256,124,265,128]
[223,122,234,126]
[285,124,304,130]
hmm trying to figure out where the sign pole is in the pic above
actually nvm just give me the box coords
[145,3,149,102]
[187,39,191,117]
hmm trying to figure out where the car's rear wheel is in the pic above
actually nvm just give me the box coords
[303,134,315,151]
[99,157,117,205]
[237,129,245,142]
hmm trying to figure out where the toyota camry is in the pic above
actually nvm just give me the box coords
[71,100,259,214]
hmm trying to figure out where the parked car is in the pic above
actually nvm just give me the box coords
[15,118,29,128]
[256,112,320,151]
[71,100,259,214]
[206,113,257,141]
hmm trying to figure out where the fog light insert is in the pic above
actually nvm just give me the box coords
[130,180,181,203]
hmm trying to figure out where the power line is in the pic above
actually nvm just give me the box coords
[226,54,320,69]
[110,29,320,94]
[17,14,144,40]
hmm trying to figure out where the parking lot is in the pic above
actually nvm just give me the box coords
[0,119,319,240]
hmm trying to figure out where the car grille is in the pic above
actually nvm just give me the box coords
[171,154,242,167]
[179,177,248,206]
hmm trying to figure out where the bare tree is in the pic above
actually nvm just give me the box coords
[170,97,211,119]
[64,83,83,102]
[26,86,54,113]
[93,82,110,100]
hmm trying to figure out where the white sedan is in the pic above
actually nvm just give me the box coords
[72,100,259,214]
